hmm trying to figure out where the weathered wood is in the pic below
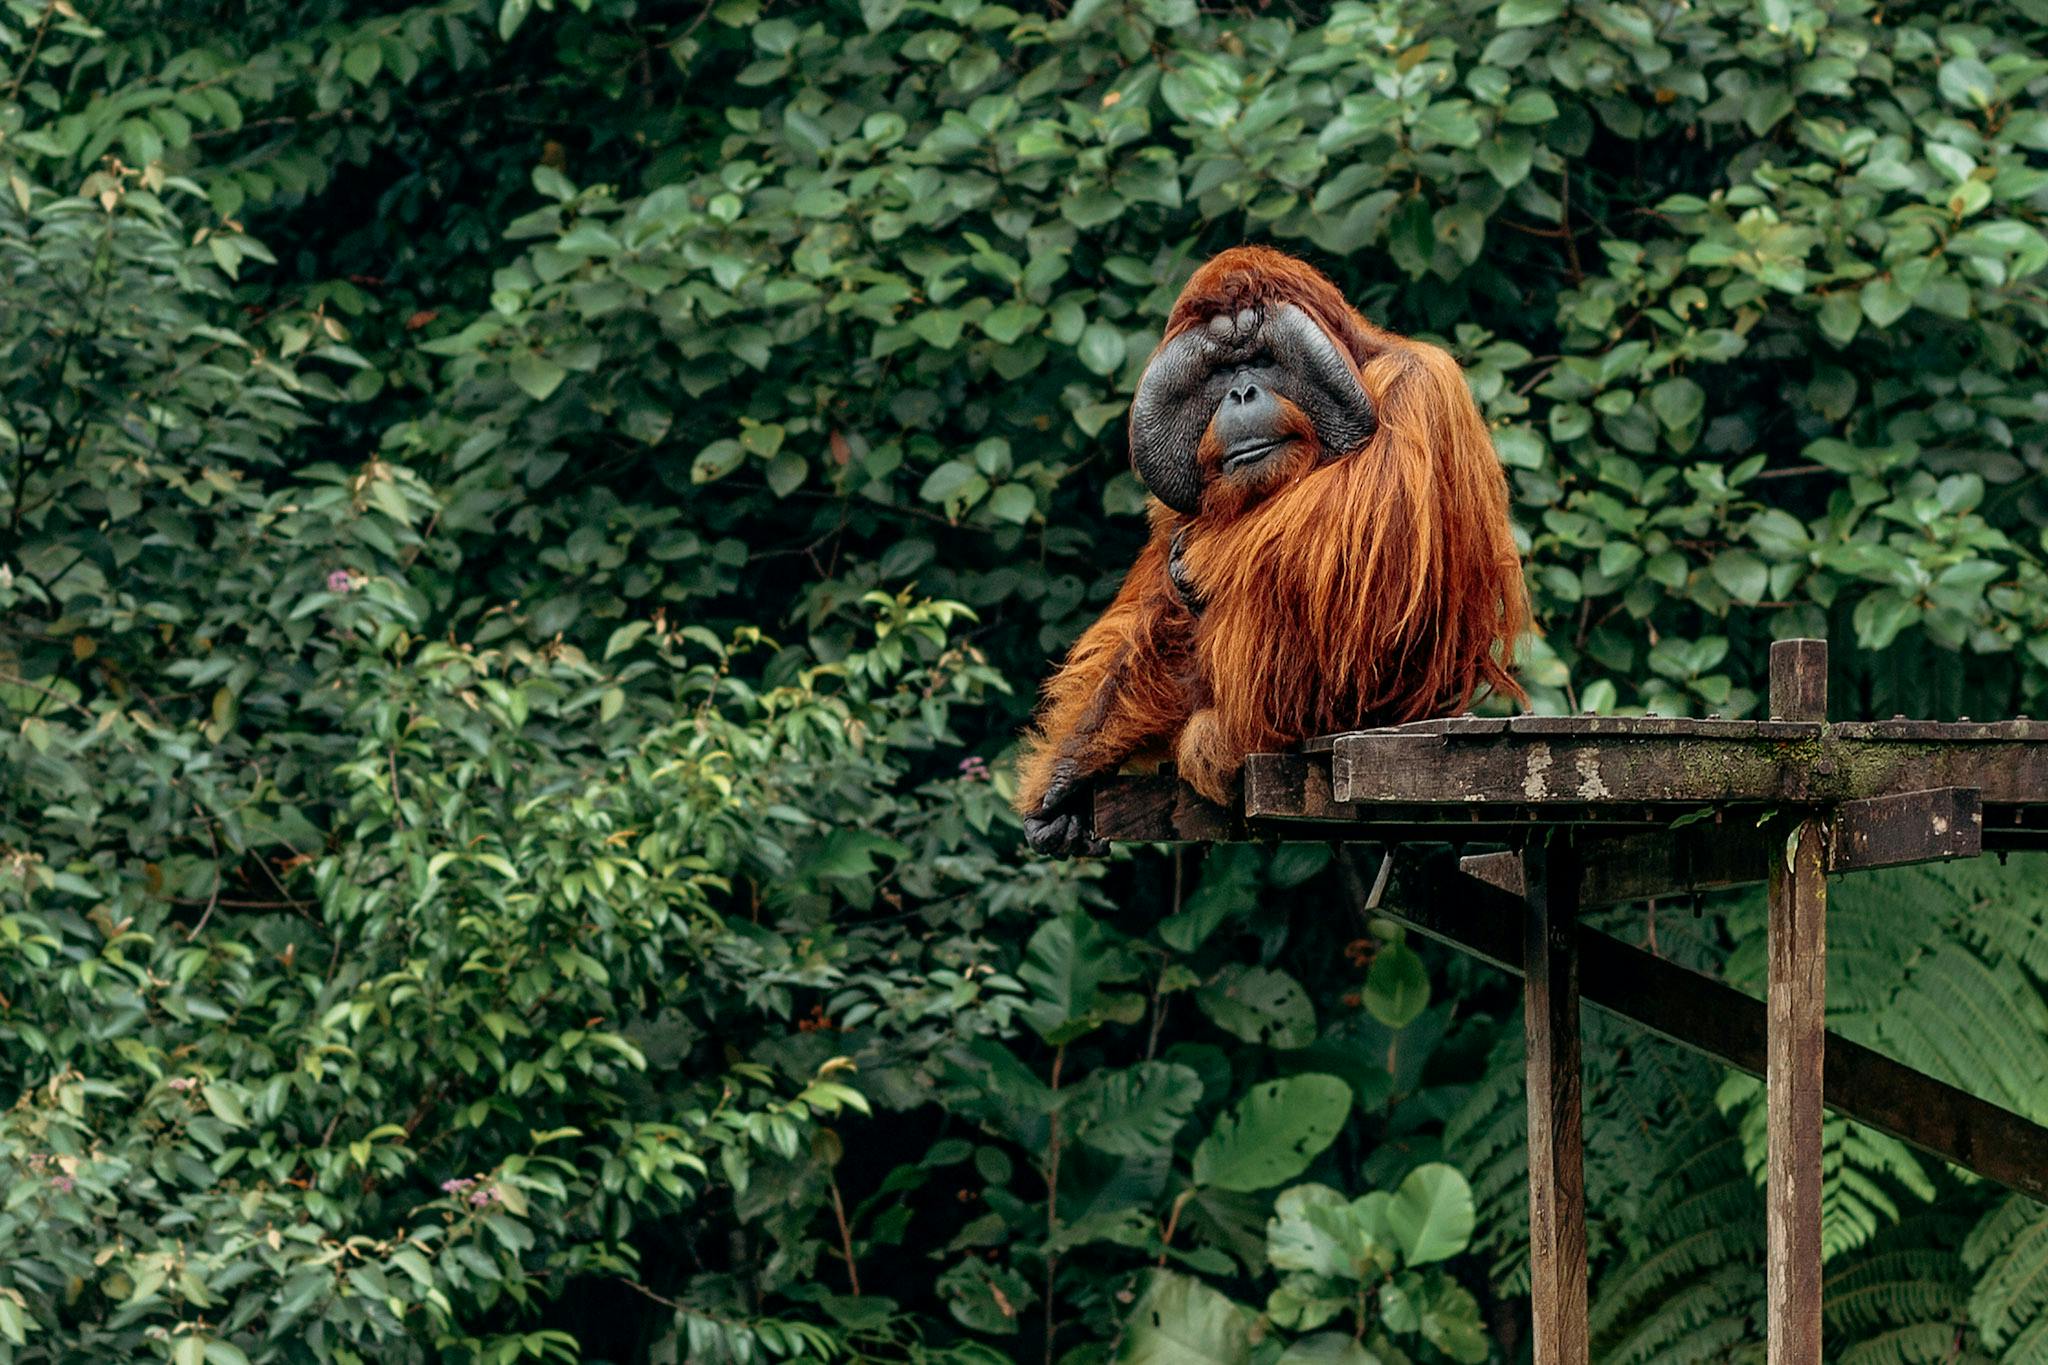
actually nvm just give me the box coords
[1461,788,1982,906]
[1090,772,1237,843]
[1378,856,2048,1206]
[1333,732,1816,805]
[1329,730,2048,808]
[1771,639,1829,722]
[1829,786,1982,868]
[1243,751,1361,821]
[1522,839,1590,1365]
[1767,818,1827,1365]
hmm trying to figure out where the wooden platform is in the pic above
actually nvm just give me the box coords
[1088,640,2048,1364]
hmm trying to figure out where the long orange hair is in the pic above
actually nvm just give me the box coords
[1015,246,1529,819]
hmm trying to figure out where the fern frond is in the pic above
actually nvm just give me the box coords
[1965,1196,2048,1352]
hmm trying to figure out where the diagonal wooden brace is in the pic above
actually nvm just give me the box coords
[1378,854,2048,1206]
[1458,787,1982,908]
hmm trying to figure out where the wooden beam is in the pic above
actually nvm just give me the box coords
[1522,839,1590,1365]
[1329,730,2048,808]
[1375,856,2048,1206]
[1093,766,1674,845]
[1460,788,1982,907]
[1770,639,1829,722]
[1091,772,1238,843]
[1767,819,1827,1365]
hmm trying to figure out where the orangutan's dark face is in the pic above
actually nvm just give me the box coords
[1128,301,1378,515]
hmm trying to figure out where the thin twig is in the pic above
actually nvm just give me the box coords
[187,819,224,940]
[3,2,55,106]
[827,1174,861,1295]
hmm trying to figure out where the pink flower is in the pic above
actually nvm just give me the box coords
[167,1077,197,1092]
[327,569,355,593]
[52,1175,72,1193]
[440,1177,474,1195]
[957,756,990,781]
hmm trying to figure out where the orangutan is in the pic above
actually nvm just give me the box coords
[1016,246,1529,856]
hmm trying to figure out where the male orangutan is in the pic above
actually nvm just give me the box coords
[1015,246,1530,856]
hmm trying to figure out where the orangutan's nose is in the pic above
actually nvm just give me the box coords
[1215,374,1286,470]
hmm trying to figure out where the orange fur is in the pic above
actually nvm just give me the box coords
[1016,247,1529,825]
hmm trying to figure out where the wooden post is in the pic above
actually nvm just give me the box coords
[1770,638,1828,722]
[1522,836,1589,1365]
[1767,816,1827,1365]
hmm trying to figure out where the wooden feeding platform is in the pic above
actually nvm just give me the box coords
[1089,640,2048,1364]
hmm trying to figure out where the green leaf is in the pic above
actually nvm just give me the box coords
[919,461,983,505]
[981,302,1044,345]
[1817,292,1862,347]
[1266,1183,1390,1280]
[1363,943,1429,1028]
[343,44,383,85]
[938,1258,1036,1335]
[1078,320,1125,376]
[860,0,906,29]
[1496,0,1563,26]
[1278,1334,1377,1365]
[202,1084,248,1128]
[1385,1162,1475,1265]
[1711,551,1769,605]
[1501,88,1558,125]
[765,450,807,498]
[1192,1075,1352,1192]
[1648,377,1704,431]
[1160,845,1261,952]
[692,439,745,484]
[1073,1062,1202,1156]
[1938,57,1995,109]
[987,483,1036,524]
[509,352,567,401]
[1018,913,1144,1043]
[1119,1271,1251,1365]
[498,0,532,39]
[1860,280,1912,328]
[1198,965,1317,1049]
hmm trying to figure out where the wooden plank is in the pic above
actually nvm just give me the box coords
[1522,839,1590,1365]
[1829,786,1982,867]
[1376,856,2048,1205]
[1333,732,1817,805]
[1833,718,2048,742]
[1330,731,2048,808]
[1461,788,1982,906]
[1090,773,1237,843]
[1767,819,1827,1365]
[1770,639,1829,722]
[1243,752,1359,821]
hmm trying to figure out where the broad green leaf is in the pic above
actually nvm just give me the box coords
[1198,965,1316,1049]
[1118,1271,1250,1365]
[1018,913,1144,1043]
[1192,1075,1352,1192]
[1266,1183,1391,1281]
[1711,551,1770,604]
[1074,1062,1203,1156]
[1078,321,1125,376]
[1363,943,1429,1028]
[509,352,567,401]
[1385,1163,1475,1265]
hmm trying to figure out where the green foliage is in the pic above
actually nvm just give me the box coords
[1120,1165,1487,1364]
[6,0,2048,1358]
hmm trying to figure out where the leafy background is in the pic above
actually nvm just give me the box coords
[4,0,2048,1360]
